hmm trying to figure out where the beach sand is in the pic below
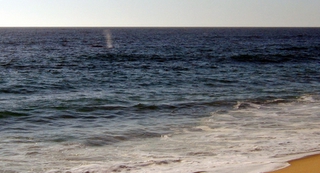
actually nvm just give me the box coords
[267,154,320,173]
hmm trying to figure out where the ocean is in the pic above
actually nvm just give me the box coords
[0,27,319,173]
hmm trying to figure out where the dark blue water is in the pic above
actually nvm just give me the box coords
[0,27,320,144]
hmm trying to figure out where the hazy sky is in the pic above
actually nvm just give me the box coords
[0,0,319,27]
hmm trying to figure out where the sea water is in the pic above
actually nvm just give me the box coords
[0,28,319,173]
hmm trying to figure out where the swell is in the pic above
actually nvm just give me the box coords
[1,48,319,72]
[1,93,318,120]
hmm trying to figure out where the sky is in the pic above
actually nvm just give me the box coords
[0,0,319,27]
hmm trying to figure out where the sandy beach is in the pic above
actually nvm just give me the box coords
[267,154,320,173]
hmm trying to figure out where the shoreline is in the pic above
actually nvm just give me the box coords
[265,152,320,173]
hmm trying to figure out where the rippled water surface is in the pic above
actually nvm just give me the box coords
[0,28,320,172]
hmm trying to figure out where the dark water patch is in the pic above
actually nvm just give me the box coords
[50,136,78,143]
[52,106,70,111]
[24,117,53,124]
[75,103,178,115]
[80,114,117,120]
[81,52,196,65]
[279,46,309,51]
[229,53,319,63]
[201,100,236,108]
[77,107,99,113]
[230,54,292,63]
[83,129,162,147]
[187,151,217,157]
[56,114,79,119]
[122,129,161,139]
[133,103,159,111]
[76,105,127,112]
[83,135,128,146]
[0,87,37,94]
[0,111,29,118]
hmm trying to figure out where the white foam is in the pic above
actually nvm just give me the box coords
[1,98,320,173]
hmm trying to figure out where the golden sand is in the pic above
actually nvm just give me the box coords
[267,154,320,173]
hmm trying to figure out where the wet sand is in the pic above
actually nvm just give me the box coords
[267,154,320,173]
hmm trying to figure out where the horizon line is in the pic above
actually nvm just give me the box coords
[0,26,320,28]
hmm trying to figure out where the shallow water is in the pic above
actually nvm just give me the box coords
[0,28,319,172]
[1,95,320,173]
